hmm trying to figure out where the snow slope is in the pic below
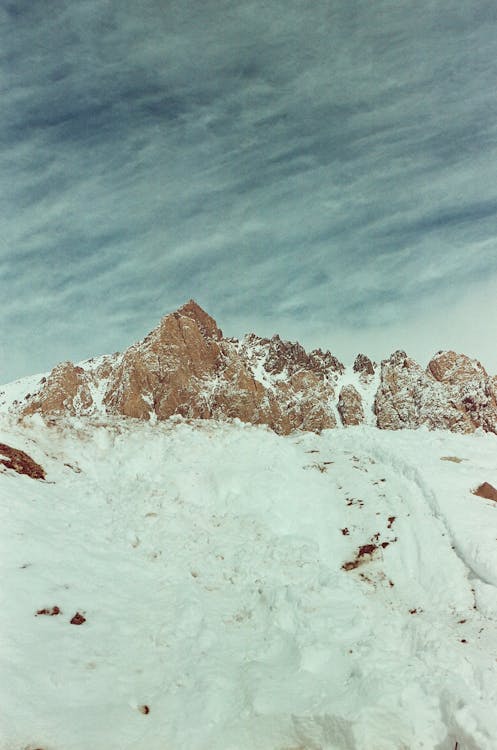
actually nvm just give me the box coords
[0,371,47,412]
[1,415,497,750]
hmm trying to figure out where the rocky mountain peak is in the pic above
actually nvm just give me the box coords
[427,350,487,385]
[374,347,497,434]
[353,353,375,377]
[6,301,496,437]
[173,299,223,341]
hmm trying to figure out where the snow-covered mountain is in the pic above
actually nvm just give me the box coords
[2,299,497,435]
[2,302,497,749]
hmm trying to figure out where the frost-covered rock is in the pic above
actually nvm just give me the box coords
[18,301,338,434]
[103,300,223,421]
[427,351,497,433]
[374,349,497,434]
[353,353,375,378]
[11,303,497,437]
[22,362,94,418]
[337,384,365,426]
[101,301,339,434]
[374,351,430,431]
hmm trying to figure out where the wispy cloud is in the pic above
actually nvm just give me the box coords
[2,0,497,381]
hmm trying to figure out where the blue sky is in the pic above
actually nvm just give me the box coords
[2,0,497,382]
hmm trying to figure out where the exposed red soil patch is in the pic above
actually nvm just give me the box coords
[0,442,46,480]
[342,535,398,572]
[342,543,378,571]
[387,516,396,528]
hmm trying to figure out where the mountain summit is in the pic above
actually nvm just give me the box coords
[6,301,497,435]
[2,305,497,750]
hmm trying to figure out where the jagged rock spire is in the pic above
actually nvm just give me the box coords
[15,303,497,436]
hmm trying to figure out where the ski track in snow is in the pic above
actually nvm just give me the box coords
[1,415,497,750]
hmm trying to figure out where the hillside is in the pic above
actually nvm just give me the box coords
[1,414,497,749]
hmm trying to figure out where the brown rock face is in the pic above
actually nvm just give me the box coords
[473,482,497,502]
[256,334,344,377]
[23,362,94,417]
[374,350,497,434]
[104,301,222,421]
[17,300,341,434]
[427,351,497,433]
[428,350,485,385]
[374,351,429,431]
[282,370,337,433]
[337,385,365,426]
[0,443,45,479]
[102,301,339,434]
[490,375,497,403]
[15,302,497,437]
[264,335,310,376]
[353,354,375,377]
[178,299,223,341]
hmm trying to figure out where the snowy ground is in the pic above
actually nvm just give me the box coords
[1,414,497,750]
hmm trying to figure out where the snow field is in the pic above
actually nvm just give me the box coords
[1,416,497,749]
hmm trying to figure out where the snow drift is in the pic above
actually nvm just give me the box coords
[1,413,497,749]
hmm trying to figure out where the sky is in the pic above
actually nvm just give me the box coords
[2,0,497,383]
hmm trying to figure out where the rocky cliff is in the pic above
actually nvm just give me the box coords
[8,300,497,436]
[374,349,497,433]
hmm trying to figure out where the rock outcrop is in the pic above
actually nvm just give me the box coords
[103,301,223,421]
[14,301,497,437]
[0,443,46,479]
[374,350,497,434]
[473,482,497,502]
[427,351,497,433]
[101,301,341,434]
[23,362,94,418]
[353,354,375,378]
[337,385,365,426]
[23,301,342,435]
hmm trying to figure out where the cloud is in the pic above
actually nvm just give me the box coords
[2,0,497,382]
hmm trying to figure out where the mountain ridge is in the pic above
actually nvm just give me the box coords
[2,304,497,748]
[2,299,497,435]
